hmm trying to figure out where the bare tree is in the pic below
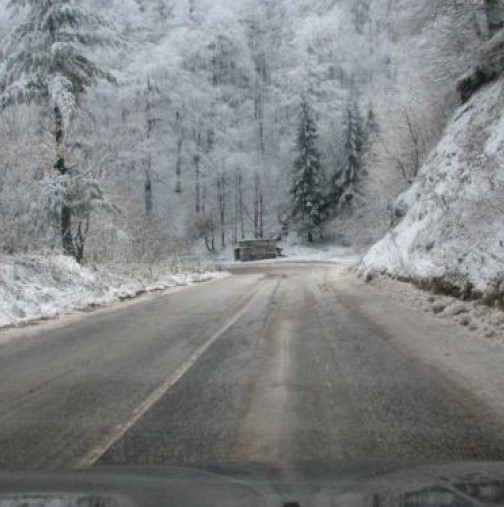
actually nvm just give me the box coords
[175,110,184,194]
[379,106,428,185]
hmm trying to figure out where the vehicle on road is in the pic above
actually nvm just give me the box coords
[234,239,283,262]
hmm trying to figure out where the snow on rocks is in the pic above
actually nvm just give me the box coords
[362,78,504,295]
[275,239,359,264]
[450,303,470,316]
[0,254,227,330]
[432,302,447,314]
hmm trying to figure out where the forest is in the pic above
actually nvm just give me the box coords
[0,0,500,264]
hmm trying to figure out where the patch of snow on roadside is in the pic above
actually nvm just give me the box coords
[216,237,359,267]
[0,255,228,329]
[278,241,359,264]
[361,271,504,345]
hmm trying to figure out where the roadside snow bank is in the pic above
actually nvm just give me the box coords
[279,242,359,264]
[209,238,359,267]
[363,79,504,293]
[0,255,227,329]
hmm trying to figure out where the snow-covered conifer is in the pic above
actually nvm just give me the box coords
[290,98,326,242]
[327,101,367,215]
[0,0,116,258]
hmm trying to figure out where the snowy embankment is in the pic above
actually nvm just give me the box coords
[219,241,359,267]
[277,242,359,264]
[0,255,227,329]
[363,78,504,298]
[212,238,359,267]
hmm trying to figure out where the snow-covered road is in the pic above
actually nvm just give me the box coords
[0,264,504,469]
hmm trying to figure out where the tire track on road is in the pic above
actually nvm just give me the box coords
[75,280,272,468]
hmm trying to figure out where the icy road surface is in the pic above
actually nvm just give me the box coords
[1,264,504,469]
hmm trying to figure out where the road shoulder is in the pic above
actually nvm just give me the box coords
[332,267,504,422]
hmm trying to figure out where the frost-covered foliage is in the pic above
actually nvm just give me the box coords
[0,0,115,125]
[0,0,498,265]
[290,99,326,242]
[363,78,504,292]
[326,101,368,215]
[0,0,118,259]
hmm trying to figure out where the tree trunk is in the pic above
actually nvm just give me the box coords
[233,170,238,245]
[194,154,201,214]
[145,104,155,216]
[255,87,266,157]
[74,220,89,264]
[239,172,245,240]
[54,106,76,259]
[259,192,264,239]
[254,173,260,239]
[218,175,226,249]
[201,173,207,214]
[175,111,184,193]
[204,236,215,254]
[175,135,184,193]
[144,167,153,215]
[202,175,211,254]
[61,205,75,258]
[254,50,267,158]
[486,0,504,36]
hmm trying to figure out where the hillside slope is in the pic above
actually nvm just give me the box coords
[363,78,504,296]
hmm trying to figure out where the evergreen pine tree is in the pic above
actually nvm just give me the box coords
[290,98,326,242]
[327,100,366,214]
[0,0,116,258]
[351,0,371,34]
[362,103,379,169]
[365,105,379,144]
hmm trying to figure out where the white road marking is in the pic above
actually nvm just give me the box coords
[75,282,270,468]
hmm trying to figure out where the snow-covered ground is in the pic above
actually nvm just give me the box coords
[215,238,359,267]
[363,78,504,293]
[0,255,227,329]
[359,269,504,343]
[335,266,504,424]
[277,241,359,264]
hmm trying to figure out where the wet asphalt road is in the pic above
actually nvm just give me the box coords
[1,264,504,469]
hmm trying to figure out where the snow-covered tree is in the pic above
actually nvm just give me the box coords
[486,0,504,36]
[327,101,367,214]
[351,0,371,34]
[362,104,379,166]
[290,98,326,242]
[0,0,495,260]
[0,0,116,258]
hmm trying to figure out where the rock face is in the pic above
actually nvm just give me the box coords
[363,77,504,292]
[458,30,504,103]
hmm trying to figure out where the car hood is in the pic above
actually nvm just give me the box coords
[0,461,504,506]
